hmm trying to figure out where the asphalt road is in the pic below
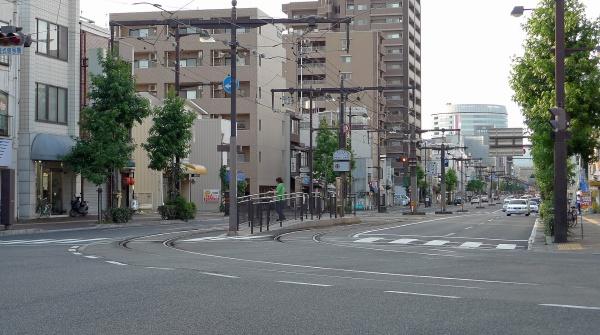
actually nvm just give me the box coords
[2,208,599,335]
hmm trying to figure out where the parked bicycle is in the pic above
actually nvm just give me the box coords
[568,206,578,228]
[37,198,51,218]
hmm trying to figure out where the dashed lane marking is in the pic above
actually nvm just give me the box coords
[200,272,240,279]
[385,290,460,299]
[84,255,99,259]
[539,304,600,311]
[277,281,332,287]
[459,242,482,248]
[105,261,127,266]
[424,240,450,246]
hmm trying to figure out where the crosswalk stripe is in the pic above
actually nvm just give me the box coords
[354,237,385,243]
[459,242,482,248]
[423,240,450,246]
[496,244,517,250]
[0,238,108,245]
[389,238,419,245]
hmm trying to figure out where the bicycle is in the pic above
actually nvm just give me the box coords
[568,206,578,228]
[37,198,51,218]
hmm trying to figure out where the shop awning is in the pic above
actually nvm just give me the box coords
[30,133,75,161]
[182,162,207,176]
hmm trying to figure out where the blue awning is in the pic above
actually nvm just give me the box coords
[30,133,75,161]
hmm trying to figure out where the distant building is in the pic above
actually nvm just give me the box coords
[432,103,508,136]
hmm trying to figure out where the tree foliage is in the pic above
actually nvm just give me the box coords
[510,0,600,202]
[314,119,339,184]
[445,169,458,193]
[466,179,485,193]
[64,52,150,187]
[143,91,197,199]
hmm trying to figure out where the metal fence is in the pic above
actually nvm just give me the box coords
[237,191,350,234]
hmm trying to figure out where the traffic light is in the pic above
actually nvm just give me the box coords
[0,26,32,47]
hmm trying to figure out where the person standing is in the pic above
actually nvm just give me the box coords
[275,177,286,221]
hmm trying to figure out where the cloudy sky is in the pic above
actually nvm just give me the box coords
[81,0,600,130]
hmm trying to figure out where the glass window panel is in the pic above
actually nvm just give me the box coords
[185,90,197,99]
[58,88,67,123]
[48,23,58,58]
[59,26,68,60]
[36,84,47,121]
[48,86,58,122]
[37,20,48,54]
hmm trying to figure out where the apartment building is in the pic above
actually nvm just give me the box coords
[282,0,422,187]
[0,0,18,225]
[110,8,289,194]
[17,0,80,219]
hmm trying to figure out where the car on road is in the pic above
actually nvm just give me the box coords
[471,197,480,205]
[529,202,539,213]
[506,199,531,216]
[395,194,410,206]
[481,195,489,203]
[502,199,511,212]
[453,197,463,205]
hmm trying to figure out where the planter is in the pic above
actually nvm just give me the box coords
[545,235,553,245]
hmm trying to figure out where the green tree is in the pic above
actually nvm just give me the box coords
[466,179,485,193]
[445,169,458,193]
[143,91,196,200]
[510,0,600,207]
[64,51,150,208]
[314,119,339,184]
[417,165,428,199]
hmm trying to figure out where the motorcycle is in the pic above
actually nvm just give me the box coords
[69,195,89,217]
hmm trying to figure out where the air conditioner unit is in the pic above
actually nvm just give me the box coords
[148,84,157,91]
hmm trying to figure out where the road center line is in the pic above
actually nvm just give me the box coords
[539,304,600,311]
[105,261,127,266]
[84,255,99,259]
[145,266,175,271]
[277,281,332,287]
[200,272,239,279]
[385,290,460,299]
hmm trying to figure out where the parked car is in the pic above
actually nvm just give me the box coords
[506,199,531,216]
[471,197,481,205]
[481,195,489,203]
[502,199,511,212]
[529,202,539,213]
[395,194,410,206]
[453,197,463,205]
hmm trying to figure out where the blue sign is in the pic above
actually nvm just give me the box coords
[444,159,449,167]
[223,75,240,94]
[0,46,23,55]
[579,173,590,192]
[302,176,310,185]
[226,171,246,183]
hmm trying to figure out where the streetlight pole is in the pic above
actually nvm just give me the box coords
[228,0,239,234]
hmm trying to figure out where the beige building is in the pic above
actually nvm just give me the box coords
[282,0,422,189]
[110,8,290,195]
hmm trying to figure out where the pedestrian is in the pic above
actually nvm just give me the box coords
[275,177,286,221]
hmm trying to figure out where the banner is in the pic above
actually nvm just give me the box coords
[203,189,220,203]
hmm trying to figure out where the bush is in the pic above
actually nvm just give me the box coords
[107,207,134,223]
[158,196,196,221]
[539,199,554,236]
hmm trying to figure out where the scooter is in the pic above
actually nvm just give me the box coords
[69,195,89,217]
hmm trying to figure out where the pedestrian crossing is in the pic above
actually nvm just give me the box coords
[350,237,524,250]
[0,238,109,246]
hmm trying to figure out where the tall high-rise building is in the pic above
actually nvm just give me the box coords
[282,0,422,187]
[432,103,508,136]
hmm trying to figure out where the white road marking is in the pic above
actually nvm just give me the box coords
[84,255,99,259]
[171,247,538,286]
[181,235,265,242]
[385,290,460,299]
[105,261,127,266]
[459,242,482,248]
[539,304,600,311]
[496,244,517,250]
[72,252,81,255]
[68,248,76,252]
[424,240,450,246]
[200,272,239,279]
[145,267,175,271]
[389,238,419,244]
[464,227,473,230]
[0,238,108,245]
[71,245,80,248]
[443,233,456,237]
[360,234,527,242]
[277,281,332,287]
[354,237,385,243]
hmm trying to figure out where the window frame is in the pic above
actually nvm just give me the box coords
[36,18,68,61]
[36,82,68,125]
[0,20,9,66]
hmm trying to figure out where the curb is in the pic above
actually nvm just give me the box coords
[528,218,539,250]
[236,216,362,238]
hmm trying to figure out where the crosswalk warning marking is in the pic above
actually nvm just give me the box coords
[496,244,517,250]
[389,238,419,244]
[354,237,385,243]
[423,240,450,246]
[459,242,482,248]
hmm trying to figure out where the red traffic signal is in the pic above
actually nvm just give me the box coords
[0,26,32,47]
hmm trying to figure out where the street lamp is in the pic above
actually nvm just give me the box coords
[510,6,534,17]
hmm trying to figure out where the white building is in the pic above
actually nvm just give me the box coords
[0,0,20,225]
[17,0,81,218]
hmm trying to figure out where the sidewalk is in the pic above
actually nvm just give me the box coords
[530,212,600,252]
[0,212,227,237]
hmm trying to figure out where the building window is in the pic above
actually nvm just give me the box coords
[387,2,402,8]
[341,55,352,63]
[36,19,68,61]
[387,47,403,55]
[353,19,368,26]
[341,72,352,80]
[341,39,352,51]
[128,27,156,38]
[386,32,402,39]
[259,119,262,131]
[259,151,262,162]
[356,4,368,10]
[346,4,355,10]
[36,83,67,124]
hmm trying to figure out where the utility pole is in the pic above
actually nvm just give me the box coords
[339,77,346,217]
[308,91,314,220]
[111,8,352,234]
[419,143,464,214]
[553,0,568,243]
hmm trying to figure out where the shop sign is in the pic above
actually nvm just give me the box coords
[203,189,220,203]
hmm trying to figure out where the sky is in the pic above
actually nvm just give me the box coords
[81,0,600,131]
